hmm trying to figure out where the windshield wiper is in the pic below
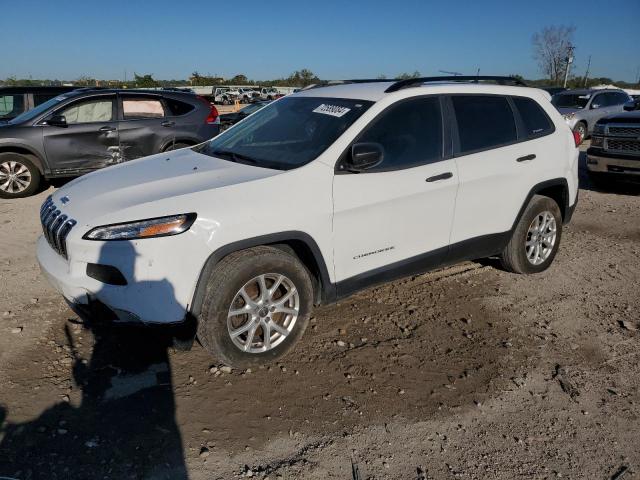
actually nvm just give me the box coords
[212,149,259,165]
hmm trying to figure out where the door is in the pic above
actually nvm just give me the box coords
[333,96,458,285]
[42,95,119,172]
[117,94,169,160]
[449,94,539,246]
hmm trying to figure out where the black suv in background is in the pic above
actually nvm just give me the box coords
[587,100,640,184]
[0,89,220,198]
[0,86,77,122]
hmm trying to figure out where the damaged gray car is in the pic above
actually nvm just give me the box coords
[0,88,221,198]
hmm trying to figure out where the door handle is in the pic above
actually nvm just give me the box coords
[161,121,175,127]
[516,154,536,162]
[426,172,453,182]
[99,126,116,132]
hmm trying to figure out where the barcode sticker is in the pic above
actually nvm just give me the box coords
[313,104,351,117]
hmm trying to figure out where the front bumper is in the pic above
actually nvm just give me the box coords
[586,150,640,176]
[37,235,195,324]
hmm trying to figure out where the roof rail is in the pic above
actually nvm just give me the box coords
[301,79,395,91]
[385,76,527,93]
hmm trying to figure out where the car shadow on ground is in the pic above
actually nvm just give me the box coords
[0,242,191,480]
[578,149,640,196]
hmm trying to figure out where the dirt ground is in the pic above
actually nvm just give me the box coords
[1,145,639,480]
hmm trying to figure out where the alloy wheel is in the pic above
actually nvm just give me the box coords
[227,273,300,353]
[0,160,32,194]
[525,211,557,265]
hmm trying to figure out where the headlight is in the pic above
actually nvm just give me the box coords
[593,124,605,135]
[83,213,197,241]
[591,136,604,147]
[563,113,576,121]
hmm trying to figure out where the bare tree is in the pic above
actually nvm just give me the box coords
[532,25,575,84]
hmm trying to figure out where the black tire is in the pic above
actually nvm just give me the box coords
[164,142,191,152]
[500,195,563,274]
[0,153,41,199]
[197,246,314,368]
[573,122,587,145]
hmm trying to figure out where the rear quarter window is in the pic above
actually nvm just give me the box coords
[164,98,196,116]
[512,96,554,139]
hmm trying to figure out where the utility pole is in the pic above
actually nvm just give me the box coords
[582,55,591,87]
[563,43,575,88]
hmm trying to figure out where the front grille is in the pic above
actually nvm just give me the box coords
[40,196,77,259]
[606,138,640,155]
[608,125,640,137]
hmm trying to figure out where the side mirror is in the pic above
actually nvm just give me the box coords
[623,100,638,112]
[46,114,67,127]
[347,142,384,172]
[590,103,601,110]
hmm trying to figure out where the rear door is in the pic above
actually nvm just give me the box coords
[117,93,169,160]
[448,94,539,248]
[42,94,119,172]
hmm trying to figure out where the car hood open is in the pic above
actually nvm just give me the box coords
[51,147,281,221]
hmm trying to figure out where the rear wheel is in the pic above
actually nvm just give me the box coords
[500,195,563,274]
[197,246,314,368]
[0,153,41,199]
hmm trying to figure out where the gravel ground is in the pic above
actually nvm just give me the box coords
[0,145,639,480]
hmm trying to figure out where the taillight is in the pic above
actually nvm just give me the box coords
[572,130,581,147]
[206,104,219,125]
[196,95,220,125]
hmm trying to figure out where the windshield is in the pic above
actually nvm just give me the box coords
[551,93,590,109]
[240,103,266,114]
[196,96,373,170]
[9,95,70,124]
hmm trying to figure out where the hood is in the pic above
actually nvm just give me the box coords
[598,110,640,124]
[557,107,581,116]
[52,148,281,221]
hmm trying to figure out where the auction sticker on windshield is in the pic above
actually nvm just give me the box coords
[313,104,351,118]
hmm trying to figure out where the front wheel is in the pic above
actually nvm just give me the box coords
[197,246,314,368]
[500,195,563,274]
[0,153,41,199]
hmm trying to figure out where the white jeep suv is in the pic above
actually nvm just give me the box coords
[37,76,579,367]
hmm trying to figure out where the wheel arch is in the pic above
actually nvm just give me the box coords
[512,178,570,231]
[190,231,334,318]
[160,138,199,152]
[0,145,47,174]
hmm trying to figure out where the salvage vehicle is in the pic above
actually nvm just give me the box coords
[37,76,578,367]
[587,100,640,184]
[258,87,282,101]
[219,101,271,130]
[0,86,77,122]
[237,88,258,103]
[0,89,220,198]
[551,88,631,144]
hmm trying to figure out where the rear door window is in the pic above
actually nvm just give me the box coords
[122,97,165,119]
[451,95,517,154]
[512,96,554,139]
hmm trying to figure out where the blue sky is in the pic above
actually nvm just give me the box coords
[2,0,639,82]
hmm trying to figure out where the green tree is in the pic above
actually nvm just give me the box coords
[230,74,248,84]
[134,73,159,88]
[396,71,421,80]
